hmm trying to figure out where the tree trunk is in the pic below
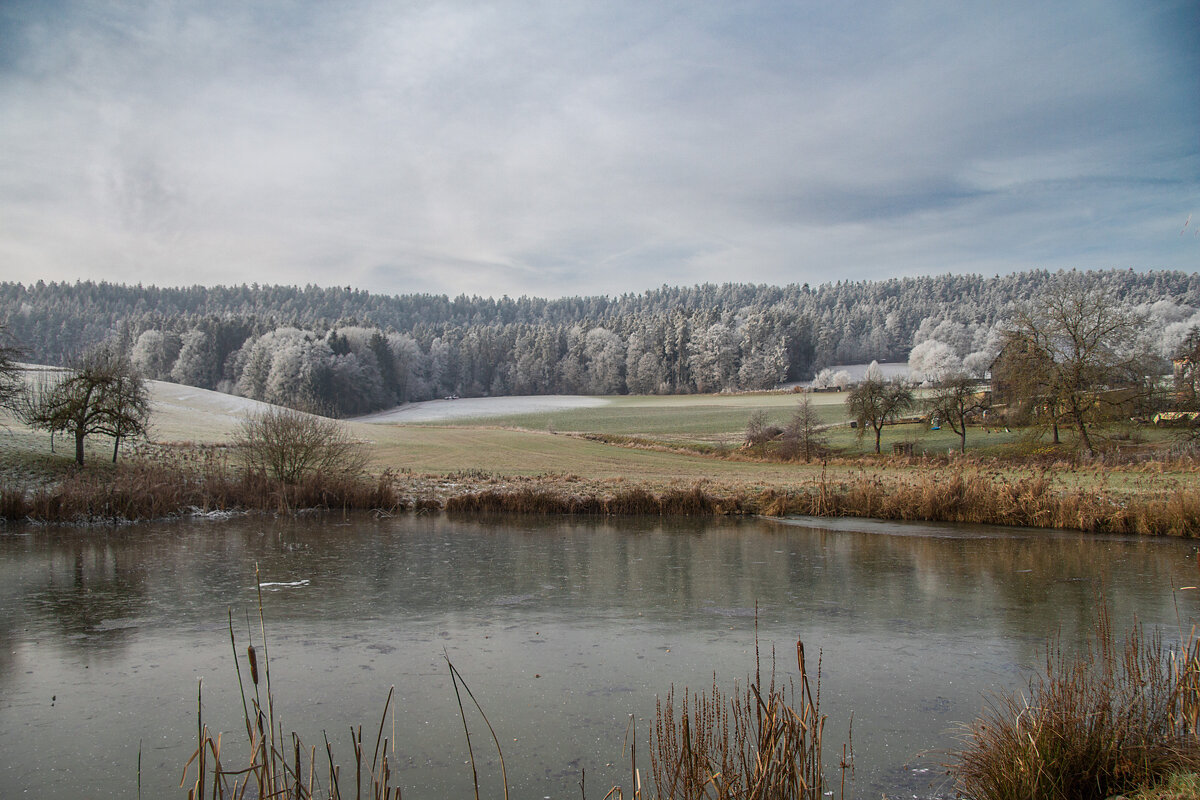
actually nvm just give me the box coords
[1075,415,1093,455]
[873,425,882,454]
[75,430,85,465]
[959,428,966,454]
[1052,420,1060,444]
[112,434,120,464]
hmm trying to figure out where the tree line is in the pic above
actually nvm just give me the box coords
[1,269,1198,417]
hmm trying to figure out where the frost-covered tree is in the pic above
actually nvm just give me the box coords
[811,368,837,390]
[131,329,181,380]
[0,323,24,413]
[387,332,426,402]
[584,327,625,395]
[691,322,739,392]
[908,339,961,383]
[171,329,219,389]
[738,328,787,390]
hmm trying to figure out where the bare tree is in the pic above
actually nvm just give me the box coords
[233,406,368,484]
[780,393,828,462]
[1175,326,1200,406]
[743,409,773,452]
[1004,274,1147,454]
[20,345,150,465]
[0,323,24,413]
[930,373,988,453]
[98,368,152,462]
[846,379,914,454]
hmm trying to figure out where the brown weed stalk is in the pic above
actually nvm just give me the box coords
[181,566,402,800]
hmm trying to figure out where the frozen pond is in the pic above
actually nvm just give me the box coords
[0,514,1195,798]
[354,394,611,423]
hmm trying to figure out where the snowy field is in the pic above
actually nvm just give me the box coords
[151,381,276,417]
[353,395,611,424]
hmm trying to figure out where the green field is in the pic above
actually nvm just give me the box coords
[428,393,845,443]
[397,390,1044,457]
[2,379,1190,501]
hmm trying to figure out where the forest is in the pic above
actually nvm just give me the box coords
[2,269,1198,417]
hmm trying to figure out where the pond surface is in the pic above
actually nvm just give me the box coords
[0,514,1196,799]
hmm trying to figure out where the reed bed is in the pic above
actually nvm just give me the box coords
[443,484,748,517]
[648,637,833,800]
[953,607,1200,800]
[0,460,407,523]
[758,469,1200,536]
[4,440,1199,535]
[441,469,1200,535]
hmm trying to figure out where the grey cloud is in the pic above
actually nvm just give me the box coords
[0,0,1195,298]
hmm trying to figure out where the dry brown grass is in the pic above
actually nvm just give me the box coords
[3,430,1199,535]
[0,446,406,523]
[757,469,1200,536]
[648,637,832,800]
[442,484,750,517]
[953,607,1200,800]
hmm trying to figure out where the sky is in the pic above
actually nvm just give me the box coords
[0,1,1197,299]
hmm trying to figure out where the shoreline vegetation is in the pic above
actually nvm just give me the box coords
[2,447,1198,536]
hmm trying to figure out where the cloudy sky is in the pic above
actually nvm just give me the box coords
[1,1,1196,299]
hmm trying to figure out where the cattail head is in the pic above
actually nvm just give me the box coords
[247,644,259,685]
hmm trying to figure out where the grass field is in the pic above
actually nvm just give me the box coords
[3,378,1197,532]
[0,380,1186,483]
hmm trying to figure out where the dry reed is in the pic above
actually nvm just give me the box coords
[443,484,738,516]
[182,566,406,799]
[647,633,833,800]
[0,449,407,523]
[953,606,1200,800]
[761,469,1200,537]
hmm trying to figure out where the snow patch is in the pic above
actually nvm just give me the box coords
[353,395,610,423]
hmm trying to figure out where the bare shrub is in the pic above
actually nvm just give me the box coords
[233,407,369,485]
[779,394,829,462]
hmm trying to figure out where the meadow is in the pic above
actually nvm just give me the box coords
[2,378,1197,535]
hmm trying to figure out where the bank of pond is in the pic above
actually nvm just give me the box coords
[3,459,1200,537]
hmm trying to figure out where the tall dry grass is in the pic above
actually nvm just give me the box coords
[0,446,407,523]
[443,485,748,516]
[953,607,1200,800]
[648,637,833,800]
[759,469,1200,536]
[4,442,1199,536]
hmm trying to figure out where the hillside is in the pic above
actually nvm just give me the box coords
[2,269,1198,419]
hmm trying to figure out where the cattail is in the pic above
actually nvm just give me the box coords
[247,644,259,685]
